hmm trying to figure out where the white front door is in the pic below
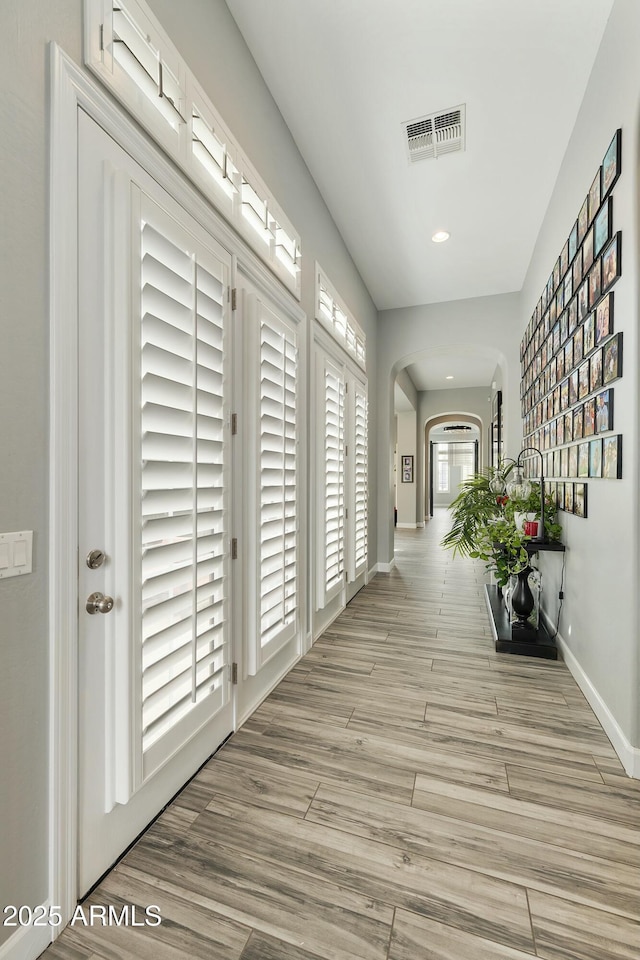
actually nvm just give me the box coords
[77,109,234,895]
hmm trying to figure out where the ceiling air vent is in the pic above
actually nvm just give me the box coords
[403,105,465,162]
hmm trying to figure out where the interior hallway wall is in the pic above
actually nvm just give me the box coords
[376,293,519,564]
[519,0,639,766]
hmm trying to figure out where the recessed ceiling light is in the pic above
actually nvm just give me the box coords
[445,375,454,380]
[432,230,450,243]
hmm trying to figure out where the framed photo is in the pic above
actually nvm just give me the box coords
[602,434,622,479]
[601,129,622,199]
[603,332,622,384]
[401,455,414,483]
[553,258,560,292]
[556,481,565,510]
[595,291,613,344]
[595,388,613,433]
[561,447,569,477]
[564,412,573,444]
[593,196,612,256]
[582,227,594,273]
[560,311,568,345]
[561,241,569,277]
[573,249,583,290]
[583,397,596,438]
[578,441,590,478]
[557,415,565,446]
[568,222,578,262]
[588,169,601,223]
[564,339,573,373]
[589,438,603,478]
[574,482,588,518]
[568,297,578,335]
[578,195,589,243]
[588,259,601,307]
[573,404,583,440]
[577,280,589,321]
[583,313,595,355]
[560,378,569,411]
[578,360,590,400]
[601,232,621,293]
[589,347,603,392]
[564,481,574,513]
[569,369,579,406]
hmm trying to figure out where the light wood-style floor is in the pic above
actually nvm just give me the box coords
[43,512,639,960]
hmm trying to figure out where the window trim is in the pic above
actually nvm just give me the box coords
[84,0,302,298]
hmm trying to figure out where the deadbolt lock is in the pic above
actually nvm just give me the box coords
[86,549,106,569]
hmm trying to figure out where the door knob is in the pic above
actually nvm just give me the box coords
[86,592,114,615]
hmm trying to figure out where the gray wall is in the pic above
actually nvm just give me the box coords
[0,0,378,945]
[520,0,640,753]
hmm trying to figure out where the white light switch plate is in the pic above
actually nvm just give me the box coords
[0,531,33,579]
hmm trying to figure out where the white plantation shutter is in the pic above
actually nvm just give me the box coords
[246,298,299,674]
[317,353,345,606]
[137,192,231,780]
[348,378,368,580]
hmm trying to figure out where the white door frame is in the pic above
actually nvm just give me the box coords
[48,43,306,931]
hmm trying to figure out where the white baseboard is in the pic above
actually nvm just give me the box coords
[417,521,425,528]
[396,522,417,529]
[376,558,396,573]
[0,906,53,960]
[367,564,378,580]
[541,610,639,779]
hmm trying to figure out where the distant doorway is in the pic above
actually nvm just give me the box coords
[426,420,481,518]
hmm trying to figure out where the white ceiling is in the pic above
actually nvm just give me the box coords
[406,352,497,392]
[226,0,614,312]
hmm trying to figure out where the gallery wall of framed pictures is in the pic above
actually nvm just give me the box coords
[519,130,623,520]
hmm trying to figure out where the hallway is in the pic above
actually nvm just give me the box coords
[45,513,638,960]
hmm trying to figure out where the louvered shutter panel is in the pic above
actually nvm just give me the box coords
[247,298,299,674]
[138,193,230,780]
[317,354,345,606]
[348,379,368,580]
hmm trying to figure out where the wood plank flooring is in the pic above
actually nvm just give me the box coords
[42,511,639,960]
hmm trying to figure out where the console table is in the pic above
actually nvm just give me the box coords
[484,542,565,660]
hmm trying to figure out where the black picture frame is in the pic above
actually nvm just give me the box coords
[582,226,594,273]
[601,129,622,199]
[401,455,414,483]
[578,441,590,478]
[595,388,613,434]
[565,481,574,513]
[603,332,623,384]
[589,439,603,478]
[595,291,613,344]
[601,232,621,293]
[602,434,622,479]
[593,196,612,256]
[577,195,589,244]
[574,482,588,518]
[588,169,601,223]
[589,347,603,392]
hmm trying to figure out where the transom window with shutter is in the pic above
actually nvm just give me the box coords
[246,296,299,674]
[317,353,345,607]
[135,190,232,781]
